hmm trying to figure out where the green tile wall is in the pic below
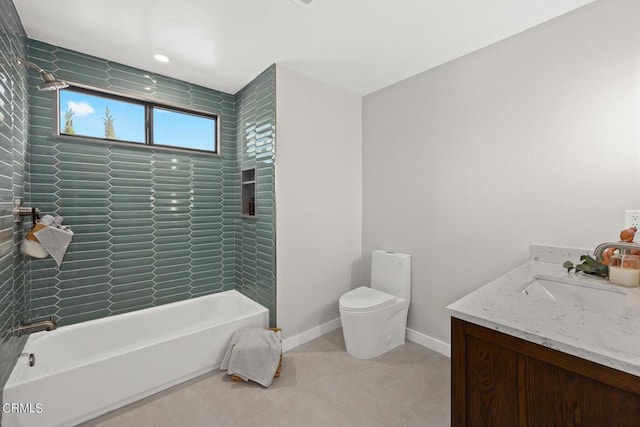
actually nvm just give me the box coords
[0,0,30,397]
[27,40,240,325]
[235,66,276,326]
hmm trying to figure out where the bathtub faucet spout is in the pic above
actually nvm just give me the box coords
[12,316,58,336]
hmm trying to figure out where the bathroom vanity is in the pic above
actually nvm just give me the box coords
[448,246,640,426]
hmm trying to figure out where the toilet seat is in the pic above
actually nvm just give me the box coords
[339,286,396,312]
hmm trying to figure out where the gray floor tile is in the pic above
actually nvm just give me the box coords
[81,329,451,427]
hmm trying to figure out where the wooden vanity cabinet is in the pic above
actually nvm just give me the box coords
[452,317,640,426]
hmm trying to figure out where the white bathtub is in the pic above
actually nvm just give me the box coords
[3,290,268,427]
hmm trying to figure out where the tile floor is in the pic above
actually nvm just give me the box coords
[81,329,451,427]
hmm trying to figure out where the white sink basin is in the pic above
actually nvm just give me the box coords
[519,275,627,312]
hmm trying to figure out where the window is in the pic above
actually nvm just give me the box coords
[58,86,218,154]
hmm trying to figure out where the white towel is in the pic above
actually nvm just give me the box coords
[34,226,73,267]
[221,328,282,387]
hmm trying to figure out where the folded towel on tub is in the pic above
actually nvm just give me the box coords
[221,327,282,387]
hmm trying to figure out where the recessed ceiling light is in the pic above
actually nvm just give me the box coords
[289,0,316,8]
[153,53,170,63]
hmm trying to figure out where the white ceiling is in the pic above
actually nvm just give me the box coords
[13,0,595,96]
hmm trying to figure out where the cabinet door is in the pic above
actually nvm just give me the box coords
[465,334,518,426]
[452,317,519,426]
[522,355,640,427]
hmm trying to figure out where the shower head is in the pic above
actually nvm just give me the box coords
[16,58,68,91]
[37,71,68,91]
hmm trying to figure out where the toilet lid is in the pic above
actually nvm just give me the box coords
[339,286,395,312]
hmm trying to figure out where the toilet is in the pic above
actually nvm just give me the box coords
[339,250,411,359]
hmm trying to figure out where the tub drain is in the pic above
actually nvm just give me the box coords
[28,353,35,367]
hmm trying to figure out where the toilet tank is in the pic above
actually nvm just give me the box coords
[371,250,411,301]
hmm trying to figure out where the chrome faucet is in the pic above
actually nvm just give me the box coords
[593,242,640,262]
[10,316,58,336]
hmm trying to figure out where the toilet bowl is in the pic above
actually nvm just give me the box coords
[339,250,411,359]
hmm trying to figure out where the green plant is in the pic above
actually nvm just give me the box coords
[563,255,608,277]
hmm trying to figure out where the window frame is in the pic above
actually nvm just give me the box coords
[55,83,221,155]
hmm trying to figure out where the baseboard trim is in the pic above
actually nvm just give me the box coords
[406,328,451,358]
[282,317,342,353]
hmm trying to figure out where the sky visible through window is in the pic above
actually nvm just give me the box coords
[59,89,217,152]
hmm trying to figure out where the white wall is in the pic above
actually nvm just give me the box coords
[362,0,640,345]
[275,65,362,341]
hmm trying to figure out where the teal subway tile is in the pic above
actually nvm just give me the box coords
[56,141,111,156]
[110,264,153,278]
[109,234,153,245]
[152,220,190,230]
[192,269,222,283]
[152,235,189,246]
[55,152,108,165]
[30,296,60,310]
[151,186,193,197]
[54,49,110,72]
[191,245,219,262]
[152,207,191,218]
[55,171,110,183]
[56,300,111,318]
[109,288,153,304]
[150,175,190,186]
[190,235,223,246]
[31,266,58,280]
[190,255,223,267]
[110,241,154,254]
[55,189,111,199]
[110,257,153,271]
[110,272,154,287]
[190,262,223,275]
[108,196,151,207]
[153,274,187,288]
[108,78,156,95]
[153,76,191,93]
[154,263,189,277]
[190,228,223,239]
[153,242,189,253]
[109,223,153,235]
[109,169,153,180]
[110,178,154,190]
[58,207,110,217]
[65,239,110,250]
[190,276,223,289]
[191,208,223,218]
[30,183,57,194]
[55,180,110,192]
[57,284,110,300]
[62,249,110,263]
[110,218,153,229]
[29,276,59,291]
[152,228,191,238]
[110,249,154,262]
[57,266,111,281]
[110,280,153,295]
[151,256,190,269]
[65,223,111,234]
[107,69,156,86]
[109,191,152,202]
[108,155,151,167]
[31,287,58,300]
[153,285,190,300]
[153,249,190,261]
[109,211,149,221]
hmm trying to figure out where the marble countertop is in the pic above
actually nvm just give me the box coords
[447,245,640,377]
